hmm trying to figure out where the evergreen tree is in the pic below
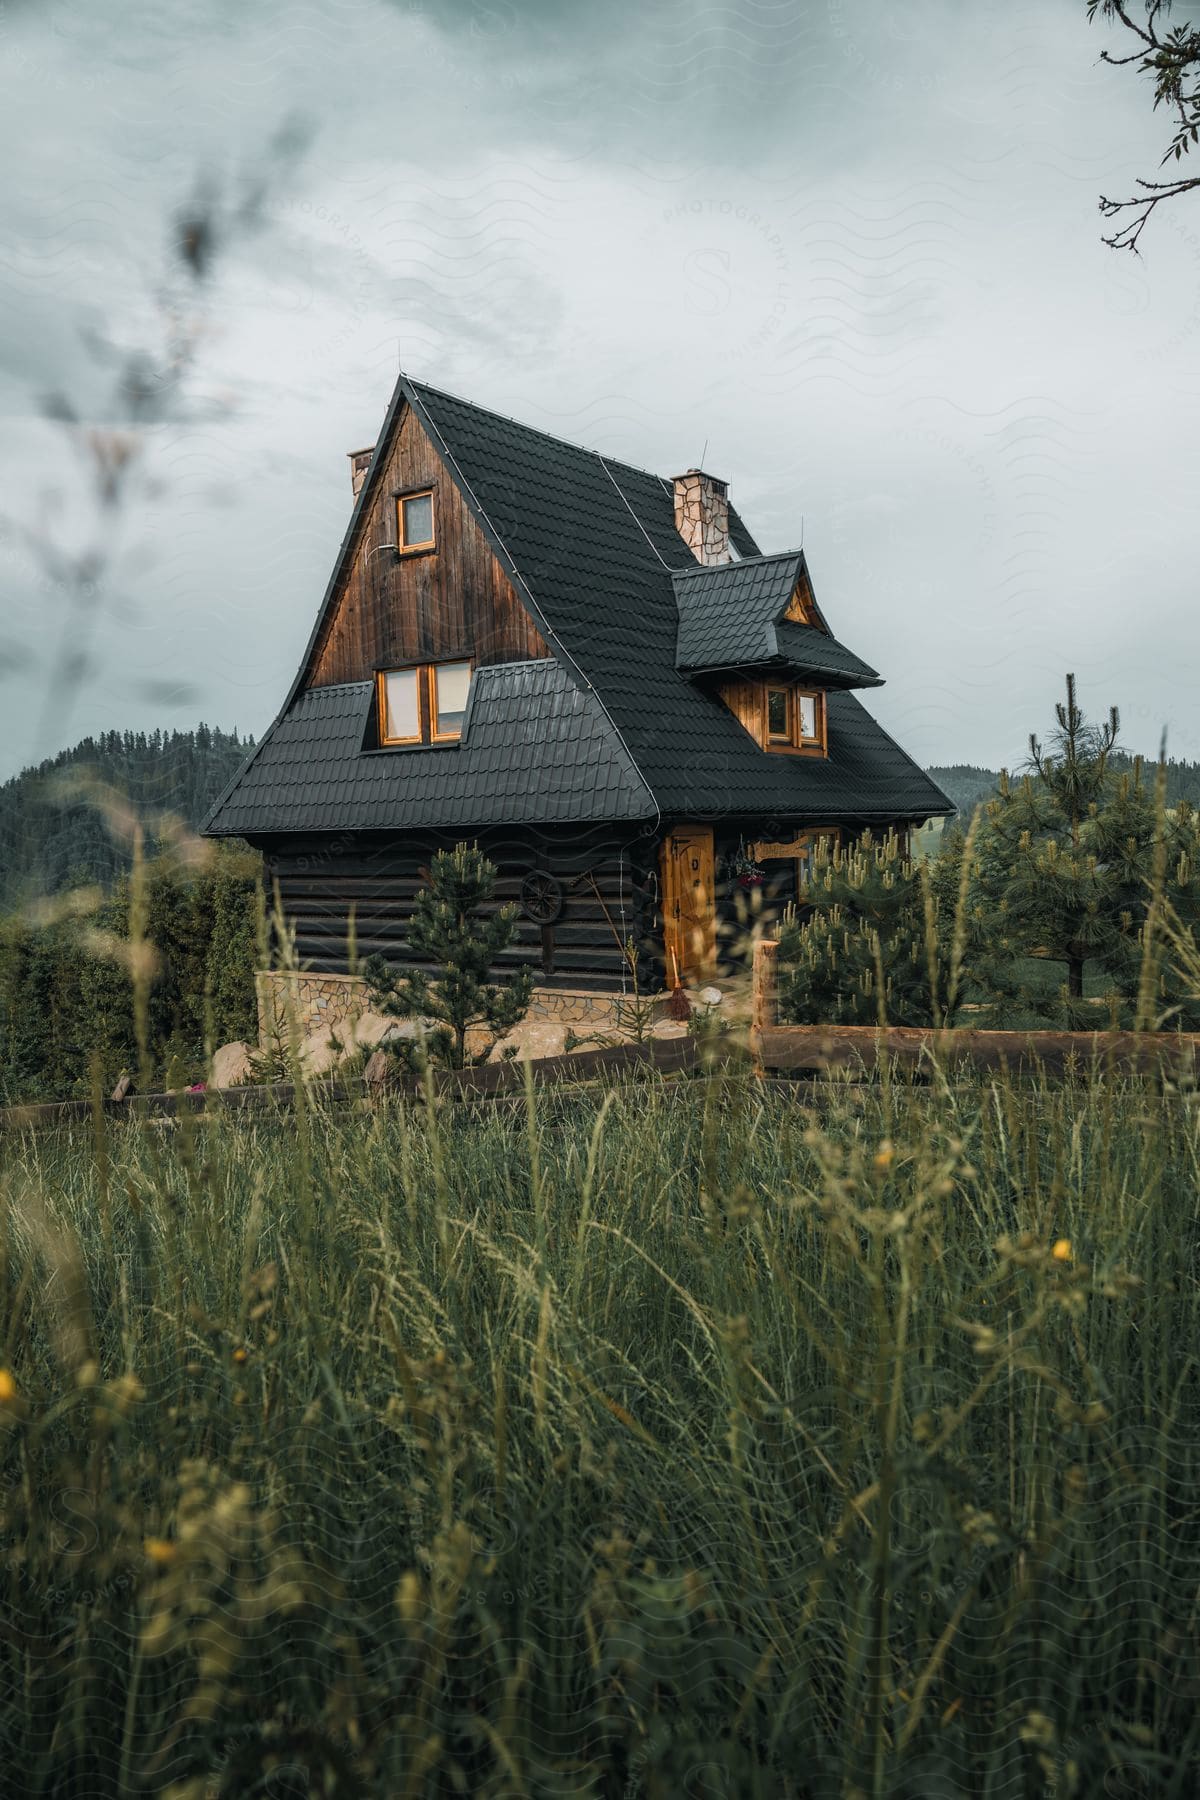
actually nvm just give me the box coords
[960,676,1200,1026]
[0,723,253,908]
[0,842,262,1102]
[777,830,950,1028]
[363,844,533,1070]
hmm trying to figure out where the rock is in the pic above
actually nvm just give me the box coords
[488,1019,570,1063]
[649,1020,690,1039]
[211,1041,253,1089]
[298,1011,430,1078]
[351,1010,410,1048]
[697,986,724,1008]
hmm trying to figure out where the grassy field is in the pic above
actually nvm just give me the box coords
[0,1064,1197,1797]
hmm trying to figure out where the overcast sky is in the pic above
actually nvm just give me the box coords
[2,0,1198,785]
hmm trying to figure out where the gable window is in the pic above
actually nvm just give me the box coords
[377,660,472,747]
[431,660,471,739]
[397,488,435,553]
[380,668,421,743]
[763,684,825,754]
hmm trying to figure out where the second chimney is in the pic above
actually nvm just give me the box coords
[348,445,375,498]
[673,468,730,566]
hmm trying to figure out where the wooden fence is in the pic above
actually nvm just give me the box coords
[0,1037,700,1134]
[749,938,1200,1079]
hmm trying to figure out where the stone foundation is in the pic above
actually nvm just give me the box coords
[525,988,626,1028]
[256,971,368,1043]
[255,971,631,1047]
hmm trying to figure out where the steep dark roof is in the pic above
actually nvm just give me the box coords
[203,661,651,835]
[672,555,881,687]
[673,552,802,670]
[768,623,882,688]
[205,376,952,836]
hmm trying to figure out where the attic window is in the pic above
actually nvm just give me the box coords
[764,685,825,754]
[431,661,471,740]
[397,488,435,553]
[377,661,472,746]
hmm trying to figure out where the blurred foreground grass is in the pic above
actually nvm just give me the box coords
[0,1065,1197,1797]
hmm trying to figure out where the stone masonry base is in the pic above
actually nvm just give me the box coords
[255,971,633,1047]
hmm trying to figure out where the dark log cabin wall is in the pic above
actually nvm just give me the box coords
[267,827,665,992]
[306,402,550,687]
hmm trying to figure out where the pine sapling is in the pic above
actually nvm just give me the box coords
[363,844,534,1070]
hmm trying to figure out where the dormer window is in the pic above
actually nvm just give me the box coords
[379,668,422,744]
[377,660,471,746]
[397,488,435,553]
[764,684,825,754]
[431,660,471,740]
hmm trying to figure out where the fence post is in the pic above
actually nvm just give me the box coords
[750,937,779,1074]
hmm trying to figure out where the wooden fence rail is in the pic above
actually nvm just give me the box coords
[0,1038,700,1134]
[754,1024,1200,1079]
[748,934,1200,1078]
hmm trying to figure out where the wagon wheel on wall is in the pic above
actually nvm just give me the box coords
[520,870,564,925]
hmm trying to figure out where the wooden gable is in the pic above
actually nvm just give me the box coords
[784,569,817,625]
[306,401,549,689]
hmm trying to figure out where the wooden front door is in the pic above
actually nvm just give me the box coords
[661,826,716,985]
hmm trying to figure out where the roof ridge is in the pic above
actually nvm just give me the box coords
[671,548,802,578]
[407,376,684,491]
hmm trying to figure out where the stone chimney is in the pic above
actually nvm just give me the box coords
[348,445,375,498]
[673,468,731,565]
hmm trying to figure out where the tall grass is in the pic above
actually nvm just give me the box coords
[0,1063,1197,1796]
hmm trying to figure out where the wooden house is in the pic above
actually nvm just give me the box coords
[204,376,952,1029]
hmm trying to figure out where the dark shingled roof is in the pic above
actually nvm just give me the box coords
[673,551,805,670]
[673,555,881,687]
[768,622,882,688]
[205,377,952,836]
[203,661,651,835]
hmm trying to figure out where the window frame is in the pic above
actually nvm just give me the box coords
[765,684,793,745]
[375,659,473,749]
[395,486,436,555]
[429,659,472,743]
[376,667,423,747]
[762,684,826,755]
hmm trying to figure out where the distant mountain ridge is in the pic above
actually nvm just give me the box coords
[928,754,1200,820]
[0,726,253,910]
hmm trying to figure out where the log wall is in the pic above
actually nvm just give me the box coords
[265,828,665,991]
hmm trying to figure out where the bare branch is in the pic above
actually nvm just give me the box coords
[1089,0,1200,248]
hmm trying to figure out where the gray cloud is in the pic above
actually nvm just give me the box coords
[1,0,1197,781]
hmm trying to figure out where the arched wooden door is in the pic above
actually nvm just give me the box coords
[660,826,716,986]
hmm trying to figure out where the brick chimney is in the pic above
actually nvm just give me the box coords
[673,468,730,565]
[348,445,375,498]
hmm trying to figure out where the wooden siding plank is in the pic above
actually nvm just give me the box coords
[307,404,549,688]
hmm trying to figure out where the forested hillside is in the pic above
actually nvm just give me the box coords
[0,726,253,907]
[929,752,1200,819]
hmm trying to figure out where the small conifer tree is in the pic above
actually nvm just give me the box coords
[363,843,533,1070]
[777,830,950,1027]
[953,676,1200,1027]
[959,677,1152,1023]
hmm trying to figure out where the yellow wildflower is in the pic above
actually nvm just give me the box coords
[0,1370,16,1403]
[1052,1239,1072,1262]
[144,1537,175,1565]
[232,1347,248,1365]
[874,1141,894,1172]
